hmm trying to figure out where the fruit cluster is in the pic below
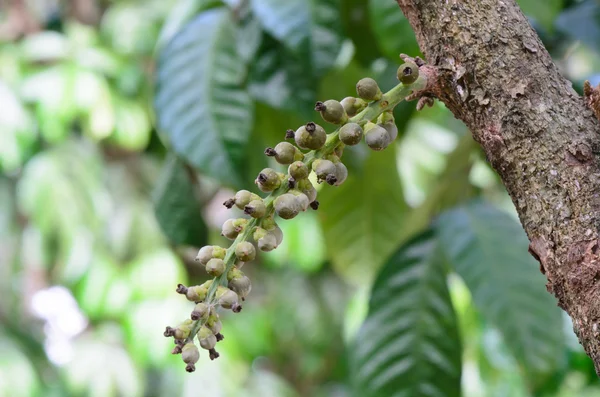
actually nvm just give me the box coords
[164,60,426,372]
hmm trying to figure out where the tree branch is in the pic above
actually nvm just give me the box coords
[397,0,600,373]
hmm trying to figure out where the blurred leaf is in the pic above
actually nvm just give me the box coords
[350,230,462,397]
[250,0,342,76]
[110,98,151,151]
[157,0,224,49]
[368,0,420,61]
[155,8,253,187]
[248,35,316,115]
[65,327,143,397]
[20,31,69,62]
[341,0,382,65]
[556,1,600,51]
[318,147,408,284]
[127,248,187,301]
[234,0,263,63]
[518,0,564,31]
[152,155,207,247]
[0,336,41,397]
[436,200,565,378]
[0,81,36,172]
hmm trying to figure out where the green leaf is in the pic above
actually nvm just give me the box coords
[368,0,420,61]
[351,230,462,397]
[518,0,564,31]
[436,200,565,377]
[157,0,223,49]
[248,35,316,116]
[556,1,600,51]
[250,0,342,75]
[155,8,253,187]
[152,155,207,247]
[318,147,409,284]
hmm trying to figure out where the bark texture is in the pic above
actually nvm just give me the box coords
[396,0,600,372]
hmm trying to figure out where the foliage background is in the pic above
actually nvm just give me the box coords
[1,0,600,396]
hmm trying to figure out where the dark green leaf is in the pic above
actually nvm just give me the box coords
[556,1,600,51]
[250,0,342,76]
[318,147,409,284]
[436,200,565,377]
[155,8,253,187]
[368,0,420,61]
[351,230,462,397]
[248,34,316,116]
[152,155,207,247]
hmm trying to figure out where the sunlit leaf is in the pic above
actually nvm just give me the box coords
[436,200,565,378]
[155,8,253,187]
[318,147,409,284]
[350,230,462,397]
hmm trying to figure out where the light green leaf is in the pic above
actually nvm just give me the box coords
[250,0,342,75]
[436,200,565,377]
[318,147,408,284]
[369,0,421,61]
[351,230,462,397]
[152,155,207,247]
[155,8,253,187]
[518,0,563,31]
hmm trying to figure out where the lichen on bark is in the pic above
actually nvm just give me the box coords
[396,0,600,374]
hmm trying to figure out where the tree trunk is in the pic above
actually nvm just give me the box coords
[396,0,600,373]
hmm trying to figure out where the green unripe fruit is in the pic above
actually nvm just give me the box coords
[235,241,256,262]
[191,302,209,320]
[229,276,252,299]
[365,122,390,151]
[334,162,348,186]
[288,161,309,180]
[253,226,267,241]
[218,289,241,312]
[195,245,226,265]
[227,266,244,281]
[232,190,260,210]
[290,190,309,211]
[255,168,281,192]
[172,319,193,339]
[341,97,357,117]
[271,225,284,246]
[244,199,266,218]
[298,179,317,203]
[312,159,337,184]
[182,343,200,373]
[198,327,217,350]
[195,246,214,265]
[222,218,246,240]
[274,193,301,219]
[356,78,382,101]
[339,123,364,146]
[185,281,211,302]
[208,322,222,337]
[265,142,301,164]
[341,96,367,117]
[315,100,348,124]
[397,62,419,85]
[295,122,327,150]
[206,258,225,277]
[258,233,278,251]
[379,122,398,142]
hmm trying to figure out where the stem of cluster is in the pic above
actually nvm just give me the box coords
[181,75,427,347]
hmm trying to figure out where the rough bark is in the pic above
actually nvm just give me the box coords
[396,0,600,373]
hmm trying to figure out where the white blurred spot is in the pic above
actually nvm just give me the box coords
[31,286,88,365]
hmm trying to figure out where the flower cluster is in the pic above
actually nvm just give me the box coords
[164,59,426,372]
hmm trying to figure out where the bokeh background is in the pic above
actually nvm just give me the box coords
[1,0,600,396]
